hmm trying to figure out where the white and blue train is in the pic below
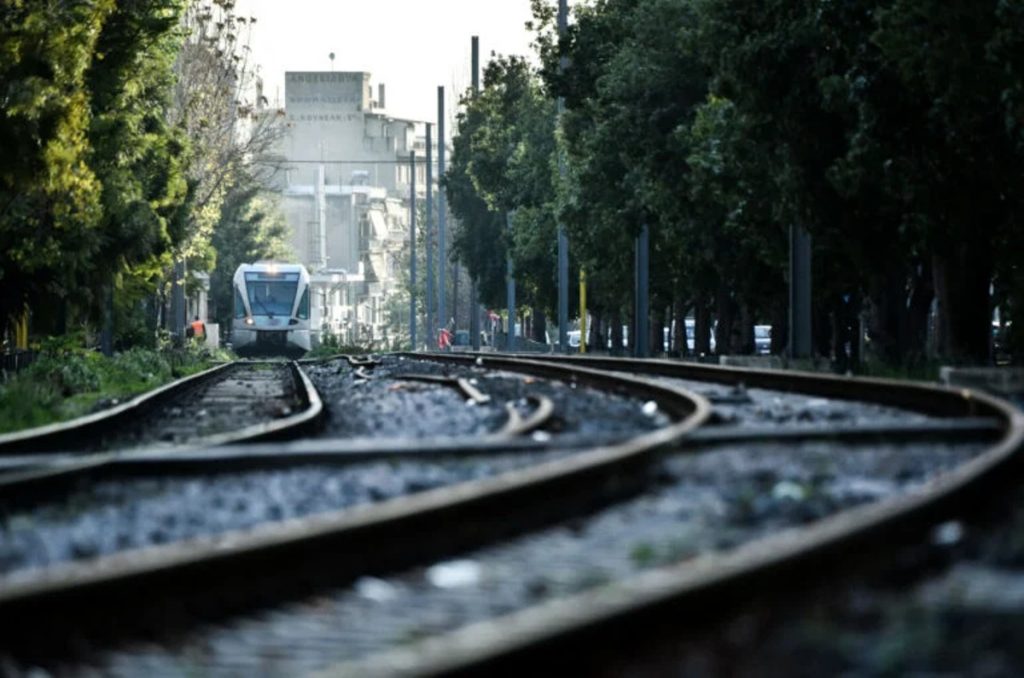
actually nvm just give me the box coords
[231,262,312,357]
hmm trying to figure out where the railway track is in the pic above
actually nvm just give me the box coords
[0,360,322,460]
[0,354,1019,675]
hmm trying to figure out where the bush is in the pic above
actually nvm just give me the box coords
[0,379,62,432]
[0,339,231,434]
[305,329,371,359]
[25,351,103,396]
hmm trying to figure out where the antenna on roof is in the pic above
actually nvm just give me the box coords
[329,52,335,71]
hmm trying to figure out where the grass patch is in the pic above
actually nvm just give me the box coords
[0,343,233,434]
[856,358,943,382]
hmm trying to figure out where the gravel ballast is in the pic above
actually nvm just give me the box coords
[306,356,673,440]
[70,439,986,677]
[0,452,567,575]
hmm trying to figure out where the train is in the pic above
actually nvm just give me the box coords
[231,262,312,357]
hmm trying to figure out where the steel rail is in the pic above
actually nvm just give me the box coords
[320,357,1024,677]
[392,373,492,405]
[0,361,235,456]
[495,396,555,438]
[504,353,996,418]
[0,434,605,509]
[0,361,323,458]
[0,357,710,663]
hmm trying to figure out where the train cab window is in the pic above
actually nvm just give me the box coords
[234,289,247,318]
[297,288,310,320]
[245,272,299,317]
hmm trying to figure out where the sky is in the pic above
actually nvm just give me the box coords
[234,0,539,125]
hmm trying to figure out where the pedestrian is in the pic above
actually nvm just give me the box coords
[190,315,206,342]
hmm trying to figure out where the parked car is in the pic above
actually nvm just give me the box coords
[684,319,716,353]
[754,325,772,355]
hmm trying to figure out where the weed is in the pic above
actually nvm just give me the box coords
[0,342,229,434]
[630,543,657,567]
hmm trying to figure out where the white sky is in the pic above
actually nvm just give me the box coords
[235,0,538,125]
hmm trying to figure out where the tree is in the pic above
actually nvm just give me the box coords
[208,181,291,330]
[0,1,111,328]
[0,0,191,340]
[446,52,570,346]
[446,93,509,310]
[168,0,287,323]
[86,0,191,343]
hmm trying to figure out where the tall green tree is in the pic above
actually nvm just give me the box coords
[869,0,1024,362]
[0,0,190,339]
[208,181,291,330]
[0,0,112,328]
[171,1,286,286]
[446,52,571,345]
[86,0,190,340]
[446,95,508,309]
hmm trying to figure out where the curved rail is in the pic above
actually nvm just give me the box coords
[496,396,555,438]
[504,353,996,417]
[0,356,710,663]
[0,362,234,456]
[0,361,323,460]
[325,355,1024,676]
[8,353,1017,675]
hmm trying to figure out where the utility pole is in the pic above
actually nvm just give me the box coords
[438,86,448,334]
[426,122,435,349]
[469,36,482,351]
[100,281,113,357]
[789,225,813,359]
[170,260,185,344]
[579,270,587,353]
[506,211,516,351]
[557,0,570,353]
[409,150,417,350]
[635,223,650,358]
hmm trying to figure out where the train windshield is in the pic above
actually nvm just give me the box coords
[245,272,299,317]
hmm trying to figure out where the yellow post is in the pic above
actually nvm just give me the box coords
[579,270,587,353]
[15,308,29,350]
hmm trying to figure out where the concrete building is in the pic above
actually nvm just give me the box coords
[280,71,428,346]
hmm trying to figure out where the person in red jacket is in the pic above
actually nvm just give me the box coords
[438,326,452,351]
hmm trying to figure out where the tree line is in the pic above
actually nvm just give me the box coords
[445,0,1024,367]
[1,0,289,350]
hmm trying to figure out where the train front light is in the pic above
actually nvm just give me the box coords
[245,317,255,326]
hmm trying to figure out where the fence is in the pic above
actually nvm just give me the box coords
[1,350,38,376]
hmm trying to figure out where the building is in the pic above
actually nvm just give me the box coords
[280,71,428,346]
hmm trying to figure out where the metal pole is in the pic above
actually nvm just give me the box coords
[100,281,113,356]
[469,36,482,351]
[557,0,569,353]
[438,86,448,333]
[171,259,185,344]
[635,224,650,358]
[348,191,356,344]
[409,150,417,350]
[453,264,460,329]
[789,224,813,359]
[579,269,587,354]
[426,122,434,349]
[506,211,516,351]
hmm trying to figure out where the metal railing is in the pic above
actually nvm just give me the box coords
[1,350,37,375]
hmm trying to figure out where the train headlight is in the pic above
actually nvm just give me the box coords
[245,317,255,326]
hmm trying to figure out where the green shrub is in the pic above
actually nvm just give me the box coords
[25,351,103,396]
[0,380,63,432]
[0,340,231,434]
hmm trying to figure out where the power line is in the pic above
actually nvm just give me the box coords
[284,158,434,165]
